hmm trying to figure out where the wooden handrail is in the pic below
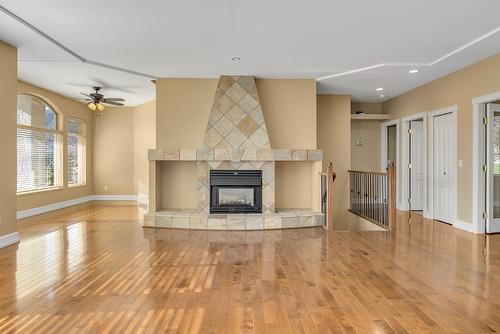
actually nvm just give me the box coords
[348,169,388,176]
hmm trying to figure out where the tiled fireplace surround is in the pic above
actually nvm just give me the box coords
[144,76,324,230]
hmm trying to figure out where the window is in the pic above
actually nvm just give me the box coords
[17,94,62,193]
[67,117,86,185]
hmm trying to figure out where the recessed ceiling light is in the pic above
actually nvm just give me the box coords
[232,57,241,61]
[365,94,372,97]
[379,94,387,98]
[376,87,384,91]
[409,69,419,74]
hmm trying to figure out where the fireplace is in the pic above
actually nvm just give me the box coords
[210,170,262,213]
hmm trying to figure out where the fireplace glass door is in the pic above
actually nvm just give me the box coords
[218,188,254,207]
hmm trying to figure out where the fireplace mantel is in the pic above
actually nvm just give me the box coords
[148,148,323,162]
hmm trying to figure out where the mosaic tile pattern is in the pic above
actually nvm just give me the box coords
[202,76,271,150]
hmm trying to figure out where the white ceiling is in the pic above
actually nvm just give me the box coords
[1,0,500,105]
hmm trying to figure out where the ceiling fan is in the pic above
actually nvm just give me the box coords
[81,86,125,111]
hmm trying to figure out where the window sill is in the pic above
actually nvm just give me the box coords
[68,183,86,188]
[17,186,64,197]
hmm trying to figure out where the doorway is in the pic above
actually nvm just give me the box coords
[401,113,427,212]
[486,103,500,232]
[429,106,457,225]
[381,119,400,208]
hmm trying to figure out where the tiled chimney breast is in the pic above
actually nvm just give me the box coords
[198,76,275,214]
[203,76,271,149]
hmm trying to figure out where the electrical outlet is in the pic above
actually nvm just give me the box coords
[104,186,108,192]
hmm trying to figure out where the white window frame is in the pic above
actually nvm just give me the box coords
[67,117,87,187]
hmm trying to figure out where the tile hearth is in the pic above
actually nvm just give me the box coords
[144,209,325,231]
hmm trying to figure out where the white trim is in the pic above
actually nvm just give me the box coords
[453,219,476,233]
[401,112,428,212]
[17,194,138,219]
[316,26,500,81]
[428,106,458,223]
[472,91,500,234]
[0,232,20,248]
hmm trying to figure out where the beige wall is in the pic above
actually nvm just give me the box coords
[93,100,156,205]
[0,41,17,237]
[93,107,135,195]
[382,51,500,224]
[155,78,318,209]
[317,95,351,229]
[16,81,94,212]
[351,120,381,171]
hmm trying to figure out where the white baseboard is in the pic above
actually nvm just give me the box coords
[0,232,20,249]
[453,219,477,233]
[17,194,138,219]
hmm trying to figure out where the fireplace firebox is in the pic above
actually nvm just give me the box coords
[210,170,262,213]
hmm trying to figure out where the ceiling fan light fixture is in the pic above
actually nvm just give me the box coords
[97,103,105,111]
[87,102,97,111]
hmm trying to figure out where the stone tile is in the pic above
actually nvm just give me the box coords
[208,215,227,230]
[203,127,223,148]
[261,162,275,184]
[215,139,232,149]
[214,88,225,100]
[257,149,274,161]
[308,149,324,161]
[215,149,230,161]
[225,128,246,148]
[241,148,258,161]
[180,149,196,161]
[236,76,255,92]
[156,215,173,228]
[143,214,155,227]
[249,106,265,125]
[197,185,210,210]
[227,214,246,230]
[281,216,299,228]
[262,184,275,210]
[230,162,243,169]
[164,149,180,160]
[226,82,246,103]
[274,149,291,161]
[217,161,232,170]
[251,161,265,169]
[208,106,223,125]
[197,148,214,161]
[207,161,221,169]
[238,94,259,113]
[214,93,234,114]
[190,215,208,229]
[299,215,314,227]
[240,139,258,150]
[250,127,270,149]
[213,115,234,137]
[148,149,164,160]
[246,215,264,230]
[173,216,190,229]
[226,105,246,125]
[291,149,307,161]
[264,216,282,229]
[218,76,236,92]
[248,86,260,102]
[315,214,325,226]
[239,162,254,170]
[237,115,260,137]
[228,149,244,162]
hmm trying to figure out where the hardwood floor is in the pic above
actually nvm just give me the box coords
[1,202,500,333]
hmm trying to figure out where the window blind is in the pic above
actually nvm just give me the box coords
[16,95,61,193]
[67,117,86,185]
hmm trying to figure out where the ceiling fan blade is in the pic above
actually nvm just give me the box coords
[80,92,92,98]
[103,101,125,106]
[104,97,125,101]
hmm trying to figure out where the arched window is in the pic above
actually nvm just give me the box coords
[17,94,62,192]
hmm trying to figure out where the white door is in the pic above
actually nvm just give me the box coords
[433,113,454,224]
[410,120,424,211]
[487,103,500,233]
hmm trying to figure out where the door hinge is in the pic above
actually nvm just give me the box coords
[408,128,413,134]
[408,163,412,169]
[483,212,488,219]
[483,165,488,173]
[483,117,489,125]
[408,198,411,204]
